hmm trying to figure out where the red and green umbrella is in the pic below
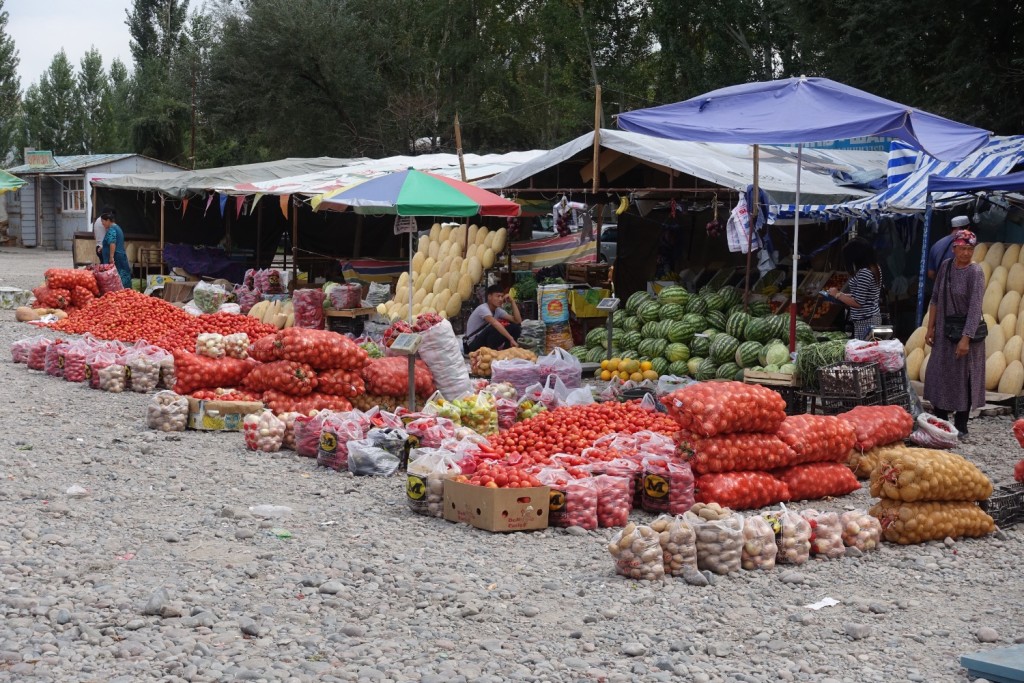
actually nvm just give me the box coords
[315,167,520,217]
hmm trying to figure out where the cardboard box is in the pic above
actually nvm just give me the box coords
[187,398,264,431]
[162,281,198,303]
[442,479,549,532]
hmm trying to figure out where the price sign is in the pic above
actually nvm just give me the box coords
[394,215,419,235]
[389,333,422,355]
[596,297,620,312]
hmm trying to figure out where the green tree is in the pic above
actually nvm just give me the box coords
[77,48,114,152]
[22,50,82,153]
[107,58,134,150]
[0,0,20,163]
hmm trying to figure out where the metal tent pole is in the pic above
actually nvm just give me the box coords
[917,195,933,326]
[789,144,803,353]
[408,229,416,411]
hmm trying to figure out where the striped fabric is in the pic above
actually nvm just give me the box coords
[510,234,597,269]
[340,259,409,283]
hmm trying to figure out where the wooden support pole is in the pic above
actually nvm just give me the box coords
[454,113,467,183]
[291,198,299,288]
[592,85,602,263]
[743,145,759,309]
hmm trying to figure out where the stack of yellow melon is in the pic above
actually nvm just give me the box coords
[905,242,1024,395]
[376,223,507,321]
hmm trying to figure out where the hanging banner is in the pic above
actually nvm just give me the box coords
[279,195,290,219]
[182,198,189,217]
[394,215,418,235]
[218,194,228,217]
[204,193,214,216]
[252,193,263,210]
[235,195,245,219]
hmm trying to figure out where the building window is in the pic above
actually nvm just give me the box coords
[62,178,86,213]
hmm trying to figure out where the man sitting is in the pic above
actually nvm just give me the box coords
[462,285,522,353]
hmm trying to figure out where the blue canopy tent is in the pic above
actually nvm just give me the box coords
[617,76,991,349]
[917,171,1024,324]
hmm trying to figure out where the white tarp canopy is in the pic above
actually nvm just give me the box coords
[233,151,547,199]
[477,128,887,206]
[90,157,365,198]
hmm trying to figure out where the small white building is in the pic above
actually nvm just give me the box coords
[4,153,181,250]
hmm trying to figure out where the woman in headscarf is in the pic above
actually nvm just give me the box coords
[924,229,985,438]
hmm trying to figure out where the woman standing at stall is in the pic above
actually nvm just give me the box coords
[100,213,132,289]
[827,237,883,340]
[924,229,985,438]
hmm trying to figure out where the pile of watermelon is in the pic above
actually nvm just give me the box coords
[569,284,828,381]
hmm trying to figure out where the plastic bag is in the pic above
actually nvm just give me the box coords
[840,510,882,551]
[801,509,846,559]
[97,363,128,393]
[606,457,643,510]
[92,265,123,295]
[845,339,905,372]
[594,474,631,527]
[651,514,698,576]
[741,515,777,571]
[234,285,261,315]
[224,333,250,360]
[914,412,958,447]
[537,347,583,389]
[44,340,68,377]
[657,375,695,396]
[417,318,472,401]
[537,469,598,530]
[293,411,330,457]
[85,350,117,387]
[316,413,365,470]
[565,386,595,406]
[495,397,518,431]
[684,511,743,575]
[405,416,456,449]
[347,438,401,476]
[406,448,461,517]
[365,281,391,307]
[196,333,226,359]
[146,391,189,432]
[10,337,38,364]
[63,342,88,382]
[27,337,57,371]
[491,358,543,397]
[293,289,326,329]
[193,281,230,314]
[641,457,695,515]
[764,504,811,565]
[158,355,176,390]
[454,392,498,436]
[328,283,363,310]
[217,303,241,315]
[254,268,285,295]
[127,348,165,393]
[243,410,286,452]
[277,412,302,450]
[608,523,665,581]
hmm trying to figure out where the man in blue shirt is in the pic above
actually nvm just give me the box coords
[928,215,970,281]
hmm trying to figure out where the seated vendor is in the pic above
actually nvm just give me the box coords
[462,285,522,353]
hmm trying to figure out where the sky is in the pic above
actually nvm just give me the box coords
[5,0,134,87]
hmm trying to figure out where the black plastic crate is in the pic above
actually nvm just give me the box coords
[881,390,914,412]
[818,391,882,415]
[326,316,364,336]
[768,385,807,415]
[981,482,1024,527]
[818,361,881,399]
[880,368,909,402]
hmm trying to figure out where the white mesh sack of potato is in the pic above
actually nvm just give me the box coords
[763,504,811,565]
[869,499,995,544]
[869,447,993,502]
[608,523,666,581]
[684,505,743,575]
[741,515,778,571]
[650,514,697,577]
[840,510,882,552]
[800,509,846,559]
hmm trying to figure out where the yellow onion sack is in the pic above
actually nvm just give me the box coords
[869,448,993,502]
[848,443,907,480]
[869,499,995,544]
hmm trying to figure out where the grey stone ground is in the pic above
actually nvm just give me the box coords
[0,247,1021,683]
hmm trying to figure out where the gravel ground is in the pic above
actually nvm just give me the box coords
[1,247,1022,683]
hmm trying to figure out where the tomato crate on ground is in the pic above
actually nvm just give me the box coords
[818,361,880,399]
[980,482,1024,528]
[817,391,882,415]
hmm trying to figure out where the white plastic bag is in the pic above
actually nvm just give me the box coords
[491,358,543,396]
[565,386,595,406]
[913,412,958,448]
[193,281,230,314]
[418,319,472,400]
[845,339,905,372]
[537,347,583,389]
[407,448,461,517]
[146,391,189,432]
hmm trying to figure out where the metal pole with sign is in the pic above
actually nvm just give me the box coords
[597,297,620,360]
[395,215,421,411]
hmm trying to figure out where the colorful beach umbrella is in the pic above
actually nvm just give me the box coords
[0,169,25,195]
[315,167,520,217]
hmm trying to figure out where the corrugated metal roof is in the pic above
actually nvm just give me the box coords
[6,153,140,174]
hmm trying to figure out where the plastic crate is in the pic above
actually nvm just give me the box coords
[981,482,1024,527]
[818,361,880,399]
[818,391,882,415]
[773,385,808,416]
[880,368,909,402]
[882,390,914,412]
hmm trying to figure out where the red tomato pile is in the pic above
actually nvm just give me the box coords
[695,471,791,510]
[687,433,795,474]
[662,381,786,437]
[776,415,856,465]
[244,360,317,395]
[488,402,678,466]
[50,290,277,352]
[452,462,543,488]
[362,357,435,398]
[839,406,914,451]
[772,462,860,501]
[173,351,256,394]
